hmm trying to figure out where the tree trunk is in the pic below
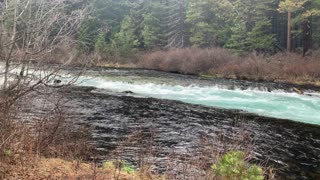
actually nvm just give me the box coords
[302,18,312,57]
[287,11,292,52]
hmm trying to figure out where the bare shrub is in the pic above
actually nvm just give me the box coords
[212,54,276,81]
[0,88,93,179]
[271,53,320,81]
[140,48,236,75]
[33,101,93,160]
[215,52,320,83]
[140,48,320,85]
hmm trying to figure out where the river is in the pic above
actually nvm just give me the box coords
[3,65,320,179]
[66,67,319,179]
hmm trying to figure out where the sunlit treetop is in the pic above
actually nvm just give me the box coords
[278,0,308,12]
[303,8,320,17]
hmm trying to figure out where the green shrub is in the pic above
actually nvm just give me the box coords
[102,160,135,174]
[121,162,135,174]
[212,151,264,180]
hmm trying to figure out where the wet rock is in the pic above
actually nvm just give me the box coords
[122,90,134,94]
[54,79,61,84]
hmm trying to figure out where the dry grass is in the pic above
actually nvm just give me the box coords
[139,48,320,85]
[4,158,163,180]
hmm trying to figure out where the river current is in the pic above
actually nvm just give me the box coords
[2,65,320,179]
[76,70,320,125]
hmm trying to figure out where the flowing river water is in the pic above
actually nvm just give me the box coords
[3,65,320,179]
[76,69,320,125]
[68,68,320,179]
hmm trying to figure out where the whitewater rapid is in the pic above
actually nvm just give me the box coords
[1,61,319,125]
[76,75,320,125]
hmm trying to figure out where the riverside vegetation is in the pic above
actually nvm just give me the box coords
[0,0,320,179]
[76,0,320,86]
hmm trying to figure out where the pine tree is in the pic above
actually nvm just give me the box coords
[142,1,165,49]
[77,19,100,53]
[278,0,309,51]
[113,15,141,56]
[77,0,320,54]
[247,19,275,53]
[225,22,249,52]
[310,0,320,49]
[186,0,231,47]
[90,0,130,34]
[301,0,320,55]
[164,0,188,48]
[95,31,107,55]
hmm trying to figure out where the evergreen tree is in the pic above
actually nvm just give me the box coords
[225,0,275,53]
[225,22,249,52]
[77,0,131,56]
[90,0,130,35]
[186,0,231,47]
[301,0,320,54]
[142,1,165,49]
[78,19,100,53]
[278,0,309,51]
[114,15,141,56]
[247,19,275,53]
[311,0,320,49]
[76,0,320,55]
[95,31,107,55]
[164,0,188,48]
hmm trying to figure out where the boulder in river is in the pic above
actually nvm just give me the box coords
[122,91,134,94]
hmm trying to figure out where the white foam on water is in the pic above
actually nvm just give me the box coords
[76,76,320,125]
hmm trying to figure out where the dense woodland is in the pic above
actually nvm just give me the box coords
[76,0,320,57]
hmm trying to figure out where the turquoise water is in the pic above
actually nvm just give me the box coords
[1,62,319,125]
[78,76,320,125]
